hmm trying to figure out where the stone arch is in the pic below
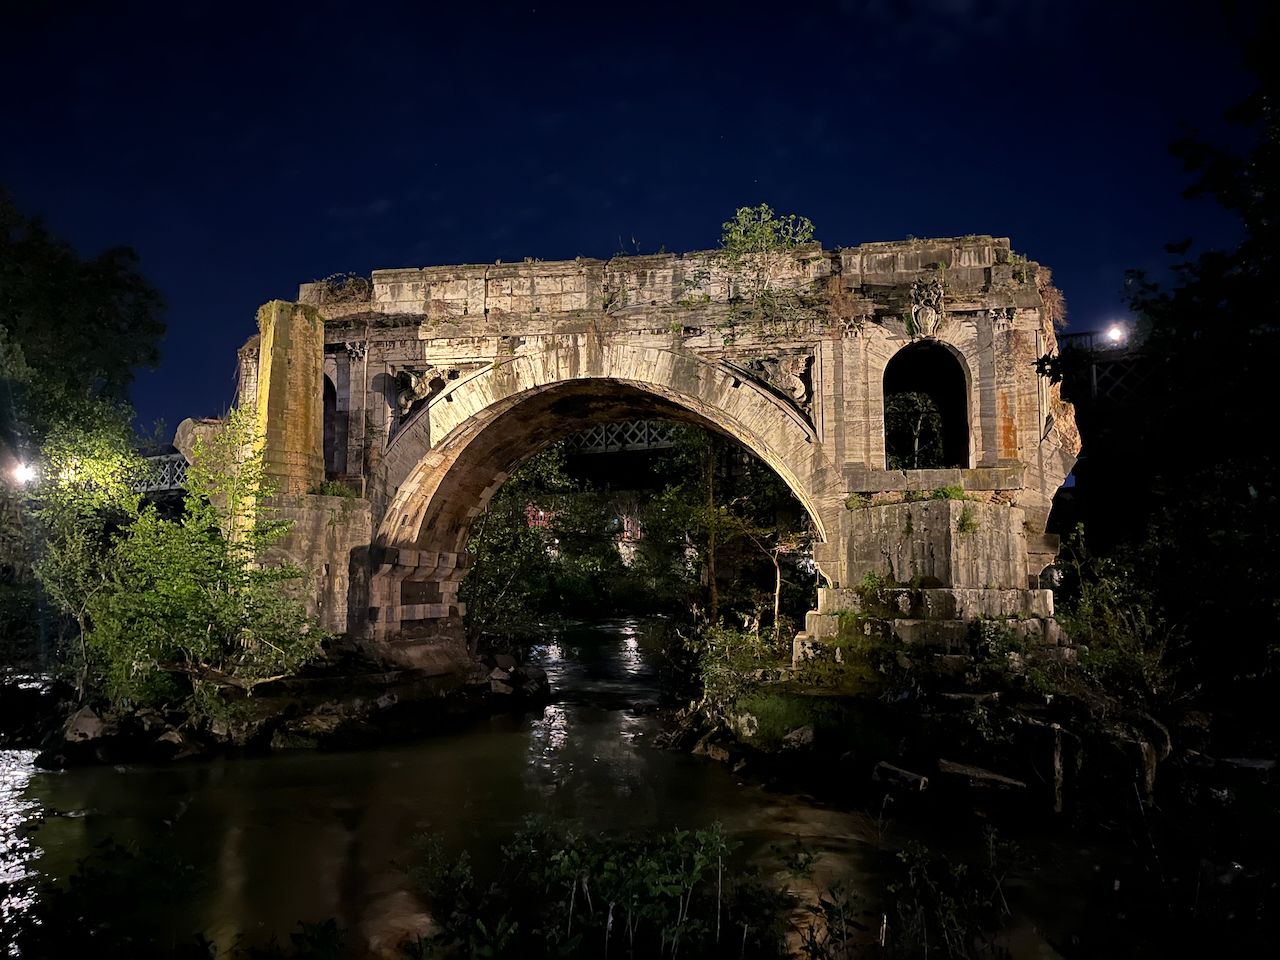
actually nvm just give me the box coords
[366,340,846,638]
[881,338,974,470]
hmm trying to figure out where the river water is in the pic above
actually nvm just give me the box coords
[1,620,882,954]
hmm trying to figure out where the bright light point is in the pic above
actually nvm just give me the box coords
[11,463,35,485]
[1105,324,1126,344]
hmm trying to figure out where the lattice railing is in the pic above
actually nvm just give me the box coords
[1089,355,1155,404]
[136,453,189,493]
[563,419,678,454]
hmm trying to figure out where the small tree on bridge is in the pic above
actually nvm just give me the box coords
[697,204,819,342]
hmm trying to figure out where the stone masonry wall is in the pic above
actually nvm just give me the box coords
[255,301,324,496]
[264,493,371,636]
[236,234,1079,664]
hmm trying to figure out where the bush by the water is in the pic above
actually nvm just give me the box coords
[406,819,793,958]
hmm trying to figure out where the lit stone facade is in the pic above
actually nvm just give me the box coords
[232,236,1079,672]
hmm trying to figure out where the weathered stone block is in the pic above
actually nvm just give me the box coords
[846,500,1030,590]
[804,610,840,641]
[255,301,324,496]
[220,233,1082,663]
[892,619,972,651]
[264,493,372,635]
[816,587,862,615]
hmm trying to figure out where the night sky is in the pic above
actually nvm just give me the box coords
[1,0,1260,433]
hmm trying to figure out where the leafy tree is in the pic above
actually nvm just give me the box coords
[1,192,164,659]
[462,425,813,648]
[700,204,818,341]
[462,443,641,646]
[719,203,815,266]
[29,406,319,709]
[0,190,164,440]
[461,445,573,647]
[29,403,145,694]
[1059,57,1280,701]
[883,391,945,470]
[641,426,812,636]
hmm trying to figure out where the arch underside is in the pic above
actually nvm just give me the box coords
[376,346,842,552]
[388,382,817,555]
[366,344,846,636]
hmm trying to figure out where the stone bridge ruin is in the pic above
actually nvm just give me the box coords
[218,235,1079,673]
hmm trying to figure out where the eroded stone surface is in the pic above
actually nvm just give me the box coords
[232,236,1078,664]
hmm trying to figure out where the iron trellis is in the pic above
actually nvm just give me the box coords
[136,453,189,493]
[562,419,678,454]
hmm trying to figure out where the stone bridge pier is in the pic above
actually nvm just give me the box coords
[228,235,1079,673]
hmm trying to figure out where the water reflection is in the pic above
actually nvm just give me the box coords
[527,619,661,710]
[0,749,39,921]
[4,619,875,954]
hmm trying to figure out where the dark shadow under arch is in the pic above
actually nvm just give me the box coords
[399,379,823,557]
[883,341,970,469]
[323,374,342,477]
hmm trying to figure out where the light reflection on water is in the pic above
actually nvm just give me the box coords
[0,749,39,921]
[1,619,877,953]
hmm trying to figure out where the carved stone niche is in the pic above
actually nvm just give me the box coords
[396,366,459,415]
[743,354,813,411]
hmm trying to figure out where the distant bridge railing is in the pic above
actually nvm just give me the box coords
[563,419,677,454]
[136,453,188,493]
[1057,328,1152,406]
[135,421,674,493]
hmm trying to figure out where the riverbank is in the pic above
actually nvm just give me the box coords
[657,647,1279,956]
[3,619,1275,956]
[0,644,551,769]
[0,621,885,957]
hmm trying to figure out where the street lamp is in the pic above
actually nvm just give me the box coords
[11,462,36,485]
[1105,323,1127,346]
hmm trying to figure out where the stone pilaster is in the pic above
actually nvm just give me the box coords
[255,300,324,496]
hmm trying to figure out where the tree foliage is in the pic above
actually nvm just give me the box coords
[461,444,576,645]
[461,425,814,650]
[884,391,945,470]
[1060,59,1280,700]
[32,407,318,709]
[711,204,819,341]
[461,443,641,646]
[719,203,815,263]
[1,191,165,652]
[0,190,164,441]
[642,426,813,635]
[29,403,145,692]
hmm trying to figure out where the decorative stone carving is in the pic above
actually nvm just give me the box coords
[344,341,368,360]
[910,277,946,337]
[745,354,812,409]
[838,315,863,338]
[988,306,1015,330]
[396,366,456,414]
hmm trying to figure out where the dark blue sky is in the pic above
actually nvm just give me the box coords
[1,0,1260,431]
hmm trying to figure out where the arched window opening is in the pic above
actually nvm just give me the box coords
[883,342,969,470]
